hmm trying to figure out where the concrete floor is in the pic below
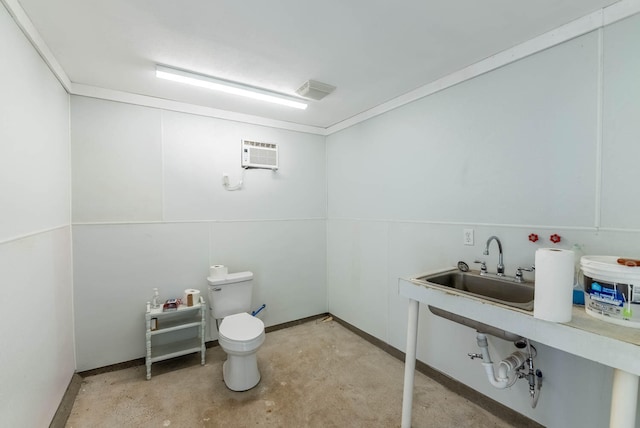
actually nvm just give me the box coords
[66,318,524,428]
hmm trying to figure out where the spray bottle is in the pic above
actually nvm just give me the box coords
[151,288,161,309]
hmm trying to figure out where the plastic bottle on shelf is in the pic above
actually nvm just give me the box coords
[151,288,161,309]
[571,244,584,288]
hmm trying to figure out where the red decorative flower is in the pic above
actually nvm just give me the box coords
[550,234,561,244]
[528,233,539,243]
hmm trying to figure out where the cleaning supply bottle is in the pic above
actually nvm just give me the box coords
[151,288,161,309]
[571,244,586,305]
[571,244,584,288]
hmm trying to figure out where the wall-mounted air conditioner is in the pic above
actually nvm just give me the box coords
[241,140,278,170]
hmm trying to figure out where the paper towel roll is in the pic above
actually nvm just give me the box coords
[183,289,201,307]
[209,265,228,278]
[534,248,575,322]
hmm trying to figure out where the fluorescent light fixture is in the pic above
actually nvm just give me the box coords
[156,65,308,110]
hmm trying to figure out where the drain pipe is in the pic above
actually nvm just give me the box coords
[526,339,542,409]
[473,333,525,389]
[471,333,543,408]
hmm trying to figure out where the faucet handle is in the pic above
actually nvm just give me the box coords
[474,260,487,274]
[515,266,535,282]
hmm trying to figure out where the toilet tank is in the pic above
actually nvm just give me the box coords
[207,271,254,319]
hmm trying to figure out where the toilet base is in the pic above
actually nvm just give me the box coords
[222,353,261,391]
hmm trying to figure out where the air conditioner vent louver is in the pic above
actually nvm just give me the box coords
[241,140,278,170]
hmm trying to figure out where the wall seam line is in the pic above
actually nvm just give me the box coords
[0,224,70,245]
[324,218,602,231]
[594,25,604,230]
[70,218,327,226]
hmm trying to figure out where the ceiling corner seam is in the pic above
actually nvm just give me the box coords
[1,0,72,92]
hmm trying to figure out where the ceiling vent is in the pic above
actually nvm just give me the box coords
[295,80,336,101]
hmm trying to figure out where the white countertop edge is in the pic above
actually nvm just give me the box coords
[399,277,640,376]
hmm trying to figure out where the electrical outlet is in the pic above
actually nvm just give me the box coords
[463,229,474,246]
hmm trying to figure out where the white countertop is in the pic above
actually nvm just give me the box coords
[399,277,640,376]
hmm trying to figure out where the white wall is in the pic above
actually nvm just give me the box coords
[5,1,635,424]
[0,4,74,427]
[327,14,640,428]
[71,97,327,370]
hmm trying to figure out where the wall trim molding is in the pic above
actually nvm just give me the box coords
[0,0,71,91]
[0,224,70,246]
[4,0,640,136]
[71,85,327,136]
[325,1,640,135]
[49,374,82,428]
[70,218,640,233]
[327,217,604,231]
[327,218,640,233]
[71,218,327,227]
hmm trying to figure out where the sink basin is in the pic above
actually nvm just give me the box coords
[412,269,535,341]
[414,269,534,311]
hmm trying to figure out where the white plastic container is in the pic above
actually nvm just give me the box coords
[581,256,640,328]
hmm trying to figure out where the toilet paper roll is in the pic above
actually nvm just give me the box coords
[534,248,575,323]
[209,265,228,278]
[183,289,201,307]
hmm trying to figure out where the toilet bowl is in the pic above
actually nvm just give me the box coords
[207,271,265,391]
[218,312,265,391]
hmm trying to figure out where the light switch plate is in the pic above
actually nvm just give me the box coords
[463,229,474,246]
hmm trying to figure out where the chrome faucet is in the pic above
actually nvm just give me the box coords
[483,236,504,276]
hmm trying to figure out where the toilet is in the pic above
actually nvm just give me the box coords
[207,271,265,391]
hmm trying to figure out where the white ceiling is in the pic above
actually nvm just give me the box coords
[15,0,620,129]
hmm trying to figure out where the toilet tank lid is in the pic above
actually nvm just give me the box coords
[207,271,253,286]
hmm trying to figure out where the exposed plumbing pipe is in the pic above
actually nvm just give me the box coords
[531,370,542,408]
[476,333,491,361]
[472,333,543,408]
[526,339,542,409]
[475,333,525,389]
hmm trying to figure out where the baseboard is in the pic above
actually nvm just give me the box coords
[264,312,330,334]
[330,314,545,428]
[71,312,540,428]
[49,373,82,428]
[77,312,330,378]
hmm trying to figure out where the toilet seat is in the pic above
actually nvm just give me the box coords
[219,312,265,351]
[219,312,264,340]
